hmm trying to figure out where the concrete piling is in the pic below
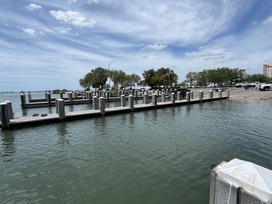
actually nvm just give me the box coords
[5,101,13,119]
[20,94,26,108]
[171,93,175,104]
[209,90,213,100]
[152,94,157,107]
[219,90,222,99]
[68,92,73,103]
[46,92,52,106]
[144,93,148,104]
[28,92,32,102]
[162,93,166,102]
[199,91,203,102]
[57,99,65,120]
[177,91,182,101]
[93,96,99,110]
[186,92,191,102]
[121,95,126,107]
[129,95,134,110]
[0,102,10,129]
[190,91,194,99]
[99,97,105,115]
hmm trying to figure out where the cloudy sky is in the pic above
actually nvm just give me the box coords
[1,0,272,91]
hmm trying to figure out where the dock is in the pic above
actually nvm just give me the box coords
[1,89,230,130]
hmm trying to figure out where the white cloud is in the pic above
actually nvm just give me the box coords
[49,10,96,28]
[23,28,36,35]
[145,43,168,50]
[263,16,272,24]
[26,3,42,11]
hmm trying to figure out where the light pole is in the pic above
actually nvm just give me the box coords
[108,61,113,88]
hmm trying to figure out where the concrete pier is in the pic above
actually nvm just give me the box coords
[1,89,230,130]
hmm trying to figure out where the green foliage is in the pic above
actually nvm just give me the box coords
[79,67,108,90]
[245,74,272,83]
[142,67,178,88]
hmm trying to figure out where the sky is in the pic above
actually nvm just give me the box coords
[1,0,272,91]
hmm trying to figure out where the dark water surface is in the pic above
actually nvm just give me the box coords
[1,93,272,203]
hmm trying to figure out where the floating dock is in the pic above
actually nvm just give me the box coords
[1,90,229,130]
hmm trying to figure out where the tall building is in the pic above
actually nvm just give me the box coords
[263,64,272,78]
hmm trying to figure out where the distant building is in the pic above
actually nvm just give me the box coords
[263,64,272,78]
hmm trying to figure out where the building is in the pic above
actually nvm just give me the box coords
[263,64,272,78]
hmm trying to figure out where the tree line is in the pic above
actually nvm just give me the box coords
[79,66,272,90]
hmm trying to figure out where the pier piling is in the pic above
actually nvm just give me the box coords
[121,95,126,107]
[129,95,134,110]
[57,99,65,120]
[0,102,10,129]
[93,96,99,110]
[209,90,213,100]
[99,97,105,115]
[171,93,175,104]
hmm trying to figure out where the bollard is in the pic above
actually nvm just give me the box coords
[57,99,65,120]
[55,99,59,114]
[93,96,99,110]
[177,91,182,101]
[199,90,203,102]
[162,93,166,102]
[0,102,10,129]
[190,91,194,99]
[209,90,213,100]
[171,92,175,104]
[28,92,32,102]
[99,97,105,115]
[152,94,157,107]
[20,94,26,108]
[86,91,92,102]
[219,90,222,99]
[186,92,191,102]
[143,93,148,104]
[5,101,13,119]
[129,95,134,110]
[121,95,126,107]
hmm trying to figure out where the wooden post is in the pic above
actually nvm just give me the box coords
[0,102,10,129]
[99,97,105,115]
[209,90,213,100]
[129,95,134,111]
[186,92,191,102]
[93,96,99,110]
[57,99,65,120]
[171,92,175,104]
[177,91,182,101]
[121,95,126,107]
[152,94,157,107]
[20,94,26,108]
[5,101,13,119]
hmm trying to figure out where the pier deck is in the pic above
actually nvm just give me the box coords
[1,96,228,129]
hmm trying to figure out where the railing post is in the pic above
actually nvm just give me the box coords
[93,96,99,110]
[0,102,10,129]
[99,97,105,115]
[129,95,134,111]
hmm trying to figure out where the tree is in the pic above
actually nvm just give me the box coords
[79,67,108,90]
[185,72,198,87]
[142,67,178,88]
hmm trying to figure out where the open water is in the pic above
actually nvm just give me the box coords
[0,92,272,204]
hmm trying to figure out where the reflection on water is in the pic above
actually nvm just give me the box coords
[0,99,272,204]
[0,130,16,162]
[57,123,69,144]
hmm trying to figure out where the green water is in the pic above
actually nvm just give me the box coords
[1,94,272,204]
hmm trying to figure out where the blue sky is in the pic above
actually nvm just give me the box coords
[1,0,272,91]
